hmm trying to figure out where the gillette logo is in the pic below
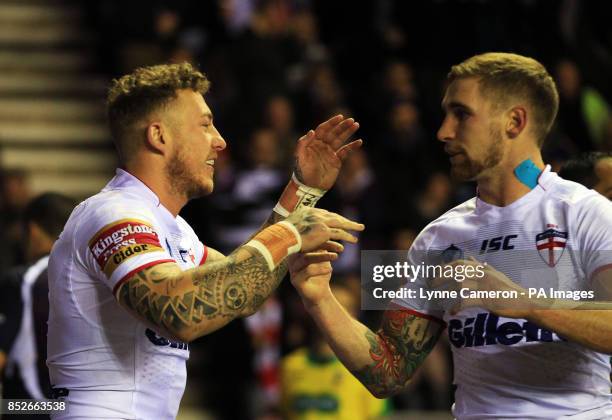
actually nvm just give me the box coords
[448,312,565,348]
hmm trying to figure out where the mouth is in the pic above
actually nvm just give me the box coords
[448,152,465,164]
[205,159,215,168]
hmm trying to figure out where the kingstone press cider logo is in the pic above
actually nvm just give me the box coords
[88,219,163,276]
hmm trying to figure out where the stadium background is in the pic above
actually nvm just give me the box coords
[0,0,610,419]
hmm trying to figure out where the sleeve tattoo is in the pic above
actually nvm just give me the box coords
[352,310,444,397]
[117,248,289,338]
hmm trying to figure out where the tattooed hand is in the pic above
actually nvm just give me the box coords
[285,207,364,252]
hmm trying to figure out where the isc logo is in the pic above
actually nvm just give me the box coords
[479,235,517,254]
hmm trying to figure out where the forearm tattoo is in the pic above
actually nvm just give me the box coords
[117,249,289,337]
[352,310,443,397]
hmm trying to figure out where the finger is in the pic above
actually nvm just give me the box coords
[445,258,479,269]
[320,241,344,253]
[303,251,339,263]
[324,215,365,232]
[337,139,363,161]
[328,228,358,243]
[305,261,333,277]
[427,275,456,290]
[288,253,309,272]
[314,114,344,139]
[328,119,359,148]
[297,129,315,144]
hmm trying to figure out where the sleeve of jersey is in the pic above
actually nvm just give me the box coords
[573,194,612,282]
[86,213,174,293]
[197,241,208,266]
[389,229,446,323]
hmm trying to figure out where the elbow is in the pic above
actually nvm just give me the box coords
[174,329,196,343]
[365,376,413,399]
[367,386,399,400]
[154,325,198,344]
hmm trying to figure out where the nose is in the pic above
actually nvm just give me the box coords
[212,125,227,151]
[437,115,454,143]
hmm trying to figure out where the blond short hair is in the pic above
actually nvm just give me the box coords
[106,62,210,163]
[449,52,559,146]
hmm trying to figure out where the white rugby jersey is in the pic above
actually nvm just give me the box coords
[47,169,208,419]
[396,166,612,419]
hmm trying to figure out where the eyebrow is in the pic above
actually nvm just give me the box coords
[442,101,473,112]
[201,112,213,120]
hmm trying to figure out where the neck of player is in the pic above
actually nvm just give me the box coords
[125,162,187,218]
[476,152,545,207]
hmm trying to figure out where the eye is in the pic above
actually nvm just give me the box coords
[454,109,469,121]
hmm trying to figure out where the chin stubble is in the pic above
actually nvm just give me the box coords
[166,148,209,200]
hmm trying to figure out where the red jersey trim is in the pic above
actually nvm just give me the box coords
[112,259,175,296]
[199,244,208,266]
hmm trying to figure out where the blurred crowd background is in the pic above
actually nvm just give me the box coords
[1,0,611,419]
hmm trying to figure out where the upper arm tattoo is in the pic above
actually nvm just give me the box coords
[117,248,289,339]
[352,310,444,397]
[117,210,291,339]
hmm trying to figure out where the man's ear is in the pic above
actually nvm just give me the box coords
[505,106,527,139]
[145,121,168,155]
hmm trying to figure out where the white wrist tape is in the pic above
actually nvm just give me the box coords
[273,173,327,217]
[245,221,302,271]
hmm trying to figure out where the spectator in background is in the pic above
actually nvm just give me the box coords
[216,128,286,251]
[408,171,454,231]
[0,193,76,419]
[263,95,299,171]
[377,100,429,195]
[555,59,611,151]
[287,7,329,82]
[329,148,384,273]
[281,281,388,420]
[303,63,346,124]
[0,169,32,270]
[230,0,298,130]
[559,151,612,199]
[246,295,283,419]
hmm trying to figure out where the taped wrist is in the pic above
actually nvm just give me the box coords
[245,221,302,270]
[273,173,326,217]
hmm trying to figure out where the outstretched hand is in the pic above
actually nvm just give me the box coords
[294,115,362,190]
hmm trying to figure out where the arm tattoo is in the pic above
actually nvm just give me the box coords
[352,310,443,397]
[117,249,289,339]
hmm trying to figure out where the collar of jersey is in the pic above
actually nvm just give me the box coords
[106,169,185,230]
[105,168,160,204]
[475,164,555,213]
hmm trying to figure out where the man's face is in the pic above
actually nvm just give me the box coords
[594,158,612,200]
[437,78,504,181]
[164,89,226,199]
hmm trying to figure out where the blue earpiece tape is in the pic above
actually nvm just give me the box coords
[513,159,541,189]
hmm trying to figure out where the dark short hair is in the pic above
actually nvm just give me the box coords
[23,193,77,239]
[448,52,559,147]
[106,62,210,163]
[559,151,612,188]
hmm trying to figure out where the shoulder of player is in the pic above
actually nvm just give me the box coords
[68,190,161,246]
[412,197,477,246]
[546,176,611,215]
[175,215,198,237]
